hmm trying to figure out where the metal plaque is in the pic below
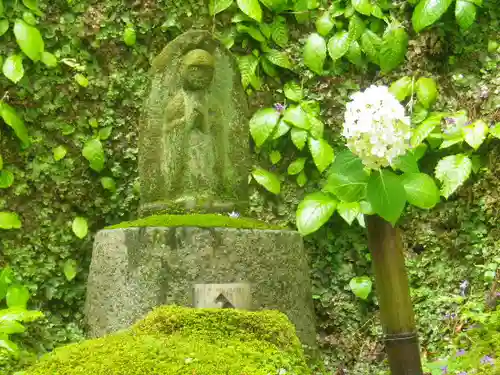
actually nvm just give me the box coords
[193,283,251,310]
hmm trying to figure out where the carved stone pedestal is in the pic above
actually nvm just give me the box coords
[84,226,317,349]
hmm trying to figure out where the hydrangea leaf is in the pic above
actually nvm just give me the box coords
[296,192,337,236]
[435,154,472,198]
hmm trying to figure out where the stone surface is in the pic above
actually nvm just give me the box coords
[84,226,317,348]
[139,30,251,217]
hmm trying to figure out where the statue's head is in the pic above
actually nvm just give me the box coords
[181,49,215,90]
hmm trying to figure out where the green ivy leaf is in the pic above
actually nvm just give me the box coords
[100,177,117,192]
[402,173,441,209]
[252,167,280,194]
[379,24,408,73]
[297,171,308,187]
[270,150,281,164]
[52,145,67,161]
[236,0,262,22]
[271,16,289,48]
[0,170,14,188]
[316,12,335,36]
[455,0,476,29]
[416,77,438,109]
[209,0,233,15]
[284,81,303,102]
[391,152,419,173]
[0,268,13,300]
[352,0,373,15]
[367,170,407,225]
[283,105,310,130]
[344,43,362,68]
[296,192,337,236]
[0,19,9,36]
[99,126,113,140]
[323,150,369,202]
[265,50,292,70]
[288,157,307,175]
[435,154,472,198]
[82,139,105,172]
[303,33,327,75]
[463,119,488,150]
[410,113,442,147]
[0,1,3,16]
[389,76,412,101]
[0,102,30,148]
[412,0,453,33]
[13,20,44,61]
[6,285,30,308]
[327,31,350,60]
[490,123,500,139]
[41,51,57,68]
[291,128,308,150]
[349,276,372,300]
[249,108,280,147]
[0,212,21,229]
[123,26,136,46]
[337,201,361,225]
[308,138,334,173]
[63,260,78,281]
[348,15,365,41]
[3,55,24,83]
[72,217,88,239]
[0,154,3,170]
[74,73,89,87]
[360,29,382,64]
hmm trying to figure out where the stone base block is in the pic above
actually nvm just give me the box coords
[84,226,317,348]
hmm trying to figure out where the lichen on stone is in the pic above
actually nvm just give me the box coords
[24,305,310,375]
[105,213,286,230]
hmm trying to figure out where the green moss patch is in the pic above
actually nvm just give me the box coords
[106,213,286,230]
[25,306,309,375]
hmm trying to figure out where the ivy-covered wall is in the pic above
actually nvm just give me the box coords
[0,0,499,373]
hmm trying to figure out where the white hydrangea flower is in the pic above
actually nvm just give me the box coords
[342,85,412,169]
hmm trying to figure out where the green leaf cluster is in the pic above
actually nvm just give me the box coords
[250,90,334,194]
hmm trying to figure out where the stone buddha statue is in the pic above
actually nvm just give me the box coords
[138,31,251,217]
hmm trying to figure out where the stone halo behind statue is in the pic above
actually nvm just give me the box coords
[138,30,251,218]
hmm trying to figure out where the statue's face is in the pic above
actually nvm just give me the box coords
[181,49,215,90]
[183,64,215,90]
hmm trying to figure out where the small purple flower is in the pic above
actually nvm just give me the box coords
[440,365,448,374]
[273,103,286,113]
[458,372,467,375]
[480,355,494,366]
[456,349,466,357]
